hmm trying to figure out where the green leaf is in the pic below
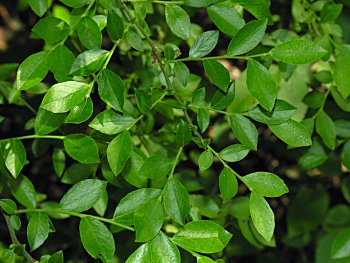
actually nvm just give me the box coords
[197,108,209,132]
[176,120,192,147]
[174,62,190,86]
[203,60,230,92]
[125,28,144,52]
[40,81,89,113]
[342,141,350,171]
[107,10,125,41]
[150,232,181,263]
[98,69,125,112]
[189,30,219,58]
[107,131,133,176]
[123,152,147,188]
[334,45,350,99]
[63,134,100,164]
[0,199,17,214]
[211,81,235,110]
[9,175,36,209]
[249,191,275,242]
[242,172,288,197]
[299,139,328,169]
[28,0,49,16]
[331,229,350,259]
[227,19,267,56]
[219,167,238,202]
[208,2,245,36]
[2,139,27,178]
[172,220,232,253]
[184,0,223,7]
[198,150,213,171]
[247,59,277,111]
[60,179,107,213]
[247,100,296,125]
[113,188,162,225]
[126,243,151,263]
[34,108,66,135]
[163,177,191,225]
[27,212,50,251]
[65,97,93,124]
[316,111,336,150]
[165,5,191,40]
[197,256,216,263]
[229,114,258,150]
[32,17,69,44]
[219,144,250,162]
[336,120,350,138]
[79,217,115,260]
[270,39,328,64]
[61,163,97,184]
[69,49,109,76]
[332,88,350,112]
[16,51,51,91]
[77,16,102,50]
[269,119,312,147]
[50,45,75,82]
[139,154,173,179]
[52,149,65,177]
[134,199,163,242]
[89,110,135,135]
[59,0,90,8]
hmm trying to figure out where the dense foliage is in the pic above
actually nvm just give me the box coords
[0,0,350,262]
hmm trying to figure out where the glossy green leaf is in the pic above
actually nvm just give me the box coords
[79,217,115,260]
[198,150,213,171]
[63,134,100,164]
[123,152,147,188]
[331,229,350,259]
[249,191,274,242]
[176,120,192,146]
[219,168,238,202]
[27,212,50,251]
[299,139,328,169]
[151,232,181,263]
[126,243,151,263]
[16,51,51,91]
[60,179,107,213]
[107,10,125,41]
[269,119,312,147]
[227,19,267,56]
[334,45,350,99]
[211,81,235,110]
[40,81,89,113]
[107,131,133,176]
[163,177,191,225]
[28,0,49,16]
[125,28,144,52]
[316,111,336,150]
[9,175,36,209]
[59,0,90,8]
[189,30,219,58]
[203,60,230,92]
[242,172,288,197]
[0,199,17,214]
[2,139,27,178]
[50,45,75,82]
[61,163,97,184]
[69,49,109,76]
[89,110,135,135]
[165,5,191,40]
[229,114,258,150]
[65,97,93,124]
[219,144,250,162]
[197,108,209,132]
[270,39,328,64]
[32,17,69,44]
[77,16,102,50]
[172,220,232,253]
[134,199,163,242]
[247,59,277,111]
[34,108,66,135]
[139,154,173,179]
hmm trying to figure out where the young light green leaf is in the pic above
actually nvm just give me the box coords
[176,120,192,147]
[89,110,135,135]
[242,172,288,197]
[269,119,312,147]
[28,0,49,16]
[203,60,230,92]
[32,17,69,44]
[16,51,51,91]
[77,16,102,50]
[163,178,191,225]
[230,114,258,150]
[247,59,277,111]
[219,144,250,162]
[107,10,125,41]
[165,5,191,40]
[9,175,36,209]
[113,188,162,225]
[69,49,109,76]
[2,139,27,178]
[52,149,65,178]
[134,199,163,242]
[139,154,173,179]
[227,19,267,56]
[208,2,245,36]
[219,168,238,202]
[316,111,336,150]
[198,150,213,171]
[34,108,66,135]
[197,108,210,132]
[172,220,232,253]
[150,232,181,263]
[50,45,75,82]
[63,134,100,164]
[27,212,50,251]
[270,39,328,64]
[249,191,275,242]
[59,0,90,8]
[40,81,89,113]
[189,30,219,58]
[107,131,133,176]
[331,229,350,259]
[65,97,93,124]
[79,217,115,260]
[334,45,350,99]
[60,179,107,212]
